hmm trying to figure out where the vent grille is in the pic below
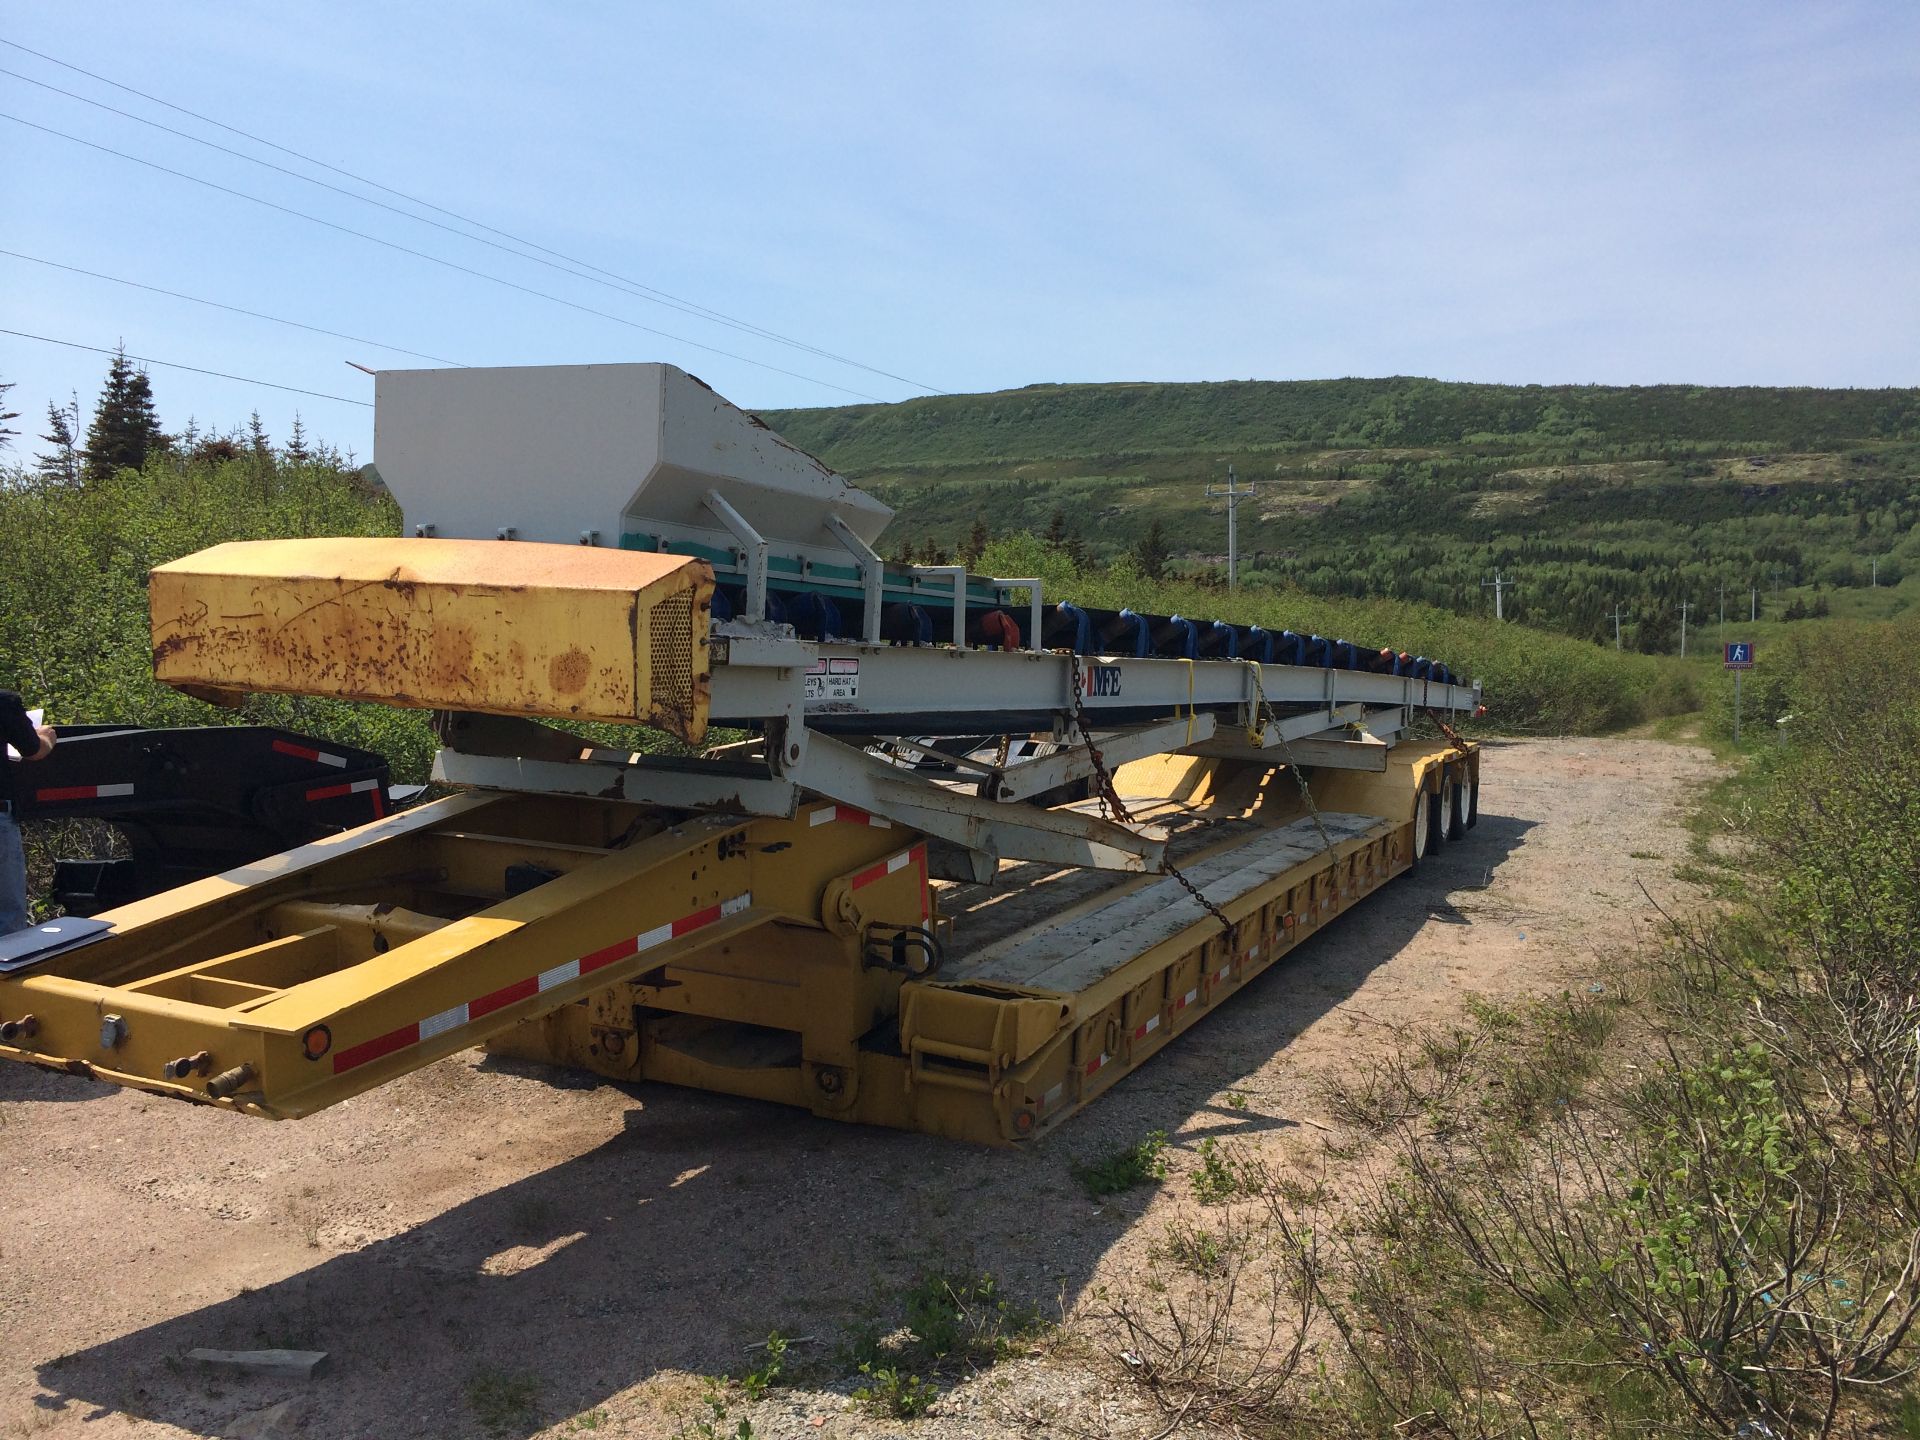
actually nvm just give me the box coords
[647,587,700,739]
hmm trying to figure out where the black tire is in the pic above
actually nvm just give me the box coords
[1446,772,1468,841]
[1465,766,1480,828]
[1424,784,1445,856]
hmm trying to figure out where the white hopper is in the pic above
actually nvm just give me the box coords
[373,362,892,554]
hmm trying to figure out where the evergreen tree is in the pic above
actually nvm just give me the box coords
[126,367,163,453]
[247,410,270,455]
[0,375,17,450]
[1040,506,1089,566]
[1635,608,1677,654]
[285,411,310,463]
[1132,520,1172,581]
[961,514,990,567]
[35,395,81,484]
[83,345,164,480]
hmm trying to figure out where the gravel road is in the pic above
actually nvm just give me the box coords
[0,735,1718,1440]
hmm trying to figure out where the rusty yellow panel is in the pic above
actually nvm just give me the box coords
[150,537,712,743]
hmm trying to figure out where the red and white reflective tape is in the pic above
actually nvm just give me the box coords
[306,777,380,802]
[333,891,752,1074]
[1037,1081,1066,1115]
[1083,1049,1113,1077]
[1210,963,1233,988]
[272,738,351,768]
[847,844,931,919]
[35,782,134,802]
[1173,986,1200,1012]
[808,803,891,829]
[850,847,918,889]
[1131,1012,1162,1042]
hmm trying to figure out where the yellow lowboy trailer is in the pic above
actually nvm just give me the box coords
[0,364,1482,1146]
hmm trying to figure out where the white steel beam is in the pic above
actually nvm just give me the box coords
[433,750,801,816]
[799,734,1164,872]
[823,513,885,643]
[979,716,1216,801]
[703,488,769,622]
[436,732,1167,872]
[708,639,1478,733]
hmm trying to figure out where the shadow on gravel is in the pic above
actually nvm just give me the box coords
[36,812,1533,1438]
[0,1063,117,1105]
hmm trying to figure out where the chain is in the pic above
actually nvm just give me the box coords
[1066,654,1235,937]
[1424,707,1466,748]
[1236,659,1336,855]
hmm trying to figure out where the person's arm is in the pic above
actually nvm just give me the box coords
[0,697,40,762]
[26,724,54,761]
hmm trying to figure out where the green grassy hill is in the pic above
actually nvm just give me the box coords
[759,378,1920,648]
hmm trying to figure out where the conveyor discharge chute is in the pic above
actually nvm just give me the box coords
[150,536,714,744]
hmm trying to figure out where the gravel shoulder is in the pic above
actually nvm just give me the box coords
[0,735,1719,1440]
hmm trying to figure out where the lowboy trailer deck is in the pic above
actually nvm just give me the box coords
[0,364,1481,1145]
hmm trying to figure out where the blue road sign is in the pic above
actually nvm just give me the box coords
[1724,641,1755,670]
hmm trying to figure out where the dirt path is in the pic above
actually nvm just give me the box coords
[0,736,1718,1440]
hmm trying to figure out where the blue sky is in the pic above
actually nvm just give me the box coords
[3,2,1916,459]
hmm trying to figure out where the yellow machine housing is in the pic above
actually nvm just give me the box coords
[150,537,714,744]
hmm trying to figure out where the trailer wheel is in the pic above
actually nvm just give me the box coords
[1410,787,1432,866]
[1464,768,1479,829]
[1446,772,1468,841]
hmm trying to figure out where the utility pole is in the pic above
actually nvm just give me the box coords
[1482,573,1514,621]
[1205,465,1255,591]
[1609,601,1629,650]
[1679,600,1690,658]
[1871,556,1879,588]
[1751,587,1758,623]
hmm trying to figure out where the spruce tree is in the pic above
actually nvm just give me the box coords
[285,411,310,463]
[961,514,990,566]
[0,375,17,450]
[1132,520,1172,581]
[83,345,164,480]
[36,396,80,484]
[126,367,163,453]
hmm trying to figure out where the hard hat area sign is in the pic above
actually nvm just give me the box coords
[804,658,860,700]
[1724,642,1755,670]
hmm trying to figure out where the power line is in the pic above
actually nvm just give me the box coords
[0,328,374,407]
[0,111,886,403]
[0,248,467,367]
[2,66,860,377]
[0,36,940,394]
